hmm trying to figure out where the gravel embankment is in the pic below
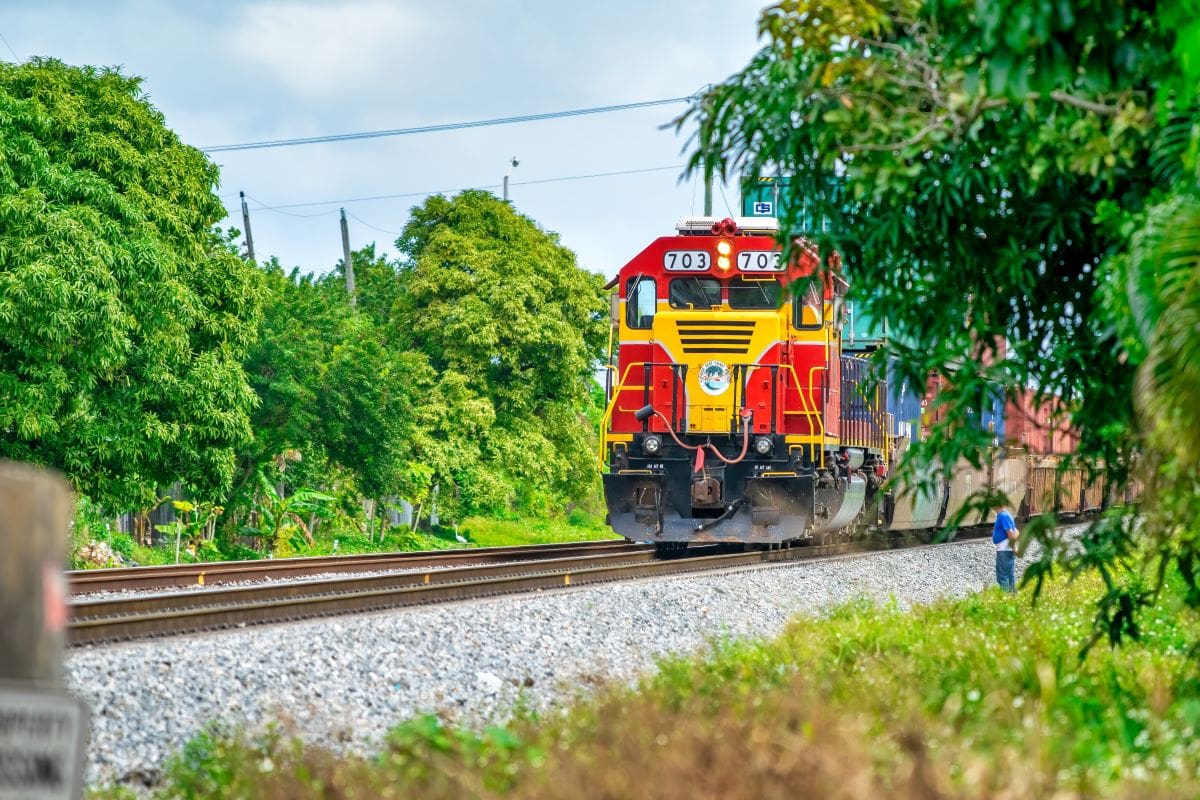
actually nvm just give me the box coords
[68,535,1042,788]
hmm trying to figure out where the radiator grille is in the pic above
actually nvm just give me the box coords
[674,319,756,355]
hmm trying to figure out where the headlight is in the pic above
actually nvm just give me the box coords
[753,436,773,455]
[642,435,663,455]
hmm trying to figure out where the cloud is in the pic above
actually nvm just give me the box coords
[231,1,421,97]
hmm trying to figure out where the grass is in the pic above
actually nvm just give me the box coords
[71,510,617,569]
[457,509,617,548]
[87,571,1200,799]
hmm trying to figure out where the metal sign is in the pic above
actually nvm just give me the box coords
[0,686,88,800]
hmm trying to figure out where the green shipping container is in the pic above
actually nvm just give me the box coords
[741,176,887,349]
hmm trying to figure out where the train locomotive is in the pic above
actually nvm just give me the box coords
[599,216,890,552]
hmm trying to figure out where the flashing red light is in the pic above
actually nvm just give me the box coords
[710,217,739,236]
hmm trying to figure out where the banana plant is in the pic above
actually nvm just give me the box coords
[155,499,223,564]
[239,471,336,554]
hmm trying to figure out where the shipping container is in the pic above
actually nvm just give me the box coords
[885,358,924,441]
[842,298,887,351]
[989,456,1028,521]
[1005,388,1076,455]
[1059,469,1085,514]
[944,458,989,526]
[840,355,886,452]
[1024,457,1088,516]
[1027,459,1057,516]
[966,383,1007,444]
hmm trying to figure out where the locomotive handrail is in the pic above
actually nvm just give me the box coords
[599,361,687,468]
[601,360,832,472]
[599,360,648,468]
[783,363,825,469]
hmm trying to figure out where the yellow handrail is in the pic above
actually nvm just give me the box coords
[782,363,825,470]
[600,360,833,473]
[598,361,650,468]
[807,365,827,429]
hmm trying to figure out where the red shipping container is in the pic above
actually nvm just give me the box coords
[1005,388,1076,455]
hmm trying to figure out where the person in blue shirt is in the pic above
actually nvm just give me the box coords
[992,501,1020,592]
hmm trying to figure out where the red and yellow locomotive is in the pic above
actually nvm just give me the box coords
[600,216,888,551]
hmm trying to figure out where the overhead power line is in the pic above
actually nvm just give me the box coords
[201,96,695,153]
[238,164,683,213]
[0,31,20,62]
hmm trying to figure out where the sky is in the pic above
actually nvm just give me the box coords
[1,0,769,278]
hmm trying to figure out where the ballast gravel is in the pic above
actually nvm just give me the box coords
[67,534,1048,788]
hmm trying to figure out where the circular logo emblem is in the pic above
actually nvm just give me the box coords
[699,359,732,396]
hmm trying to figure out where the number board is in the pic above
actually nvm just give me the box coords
[663,250,710,272]
[737,251,783,272]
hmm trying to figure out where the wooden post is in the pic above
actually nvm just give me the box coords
[0,462,74,686]
[240,191,256,263]
[340,208,356,305]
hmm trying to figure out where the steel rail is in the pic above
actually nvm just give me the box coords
[68,539,636,594]
[68,532,988,647]
[70,547,673,620]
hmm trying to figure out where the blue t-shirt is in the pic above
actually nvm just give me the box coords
[993,510,1016,551]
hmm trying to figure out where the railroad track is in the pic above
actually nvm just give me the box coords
[68,530,990,647]
[68,538,637,593]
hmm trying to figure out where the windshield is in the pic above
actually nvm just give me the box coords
[669,278,722,309]
[728,276,782,309]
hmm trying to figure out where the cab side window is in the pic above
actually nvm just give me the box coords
[793,279,824,330]
[626,276,656,329]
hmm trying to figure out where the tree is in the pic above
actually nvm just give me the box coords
[685,0,1200,643]
[0,59,262,509]
[237,260,432,508]
[389,191,608,517]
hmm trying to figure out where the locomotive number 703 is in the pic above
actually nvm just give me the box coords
[737,251,783,271]
[663,250,710,271]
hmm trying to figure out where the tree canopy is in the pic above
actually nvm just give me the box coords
[686,0,1200,642]
[0,58,262,509]
[386,191,608,517]
[237,259,432,509]
[248,195,610,522]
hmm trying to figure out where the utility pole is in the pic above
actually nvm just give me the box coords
[503,156,519,202]
[703,160,714,216]
[340,208,355,305]
[240,191,256,262]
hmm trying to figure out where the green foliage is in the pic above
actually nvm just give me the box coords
[238,471,335,556]
[153,499,223,561]
[237,259,433,507]
[647,577,1200,790]
[69,494,135,569]
[89,575,1200,798]
[7,62,605,551]
[457,511,614,548]
[0,59,263,509]
[386,191,609,518]
[683,0,1200,642]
